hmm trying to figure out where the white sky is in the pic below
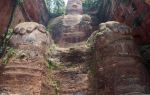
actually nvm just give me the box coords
[64,0,68,6]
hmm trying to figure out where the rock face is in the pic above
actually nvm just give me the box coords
[11,0,50,27]
[0,22,54,95]
[88,21,150,95]
[0,0,16,43]
[50,45,90,95]
[50,0,92,47]
[0,0,49,45]
[97,0,150,44]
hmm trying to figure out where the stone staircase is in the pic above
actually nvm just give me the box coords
[49,44,91,95]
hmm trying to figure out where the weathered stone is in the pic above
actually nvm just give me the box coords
[89,21,150,95]
[50,14,92,47]
[96,0,150,44]
[0,22,54,95]
[0,0,16,44]
[0,0,49,45]
[47,0,92,47]
[49,8,92,47]
[66,0,83,14]
[11,0,50,28]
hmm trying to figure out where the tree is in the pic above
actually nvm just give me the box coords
[44,0,65,17]
[82,0,102,14]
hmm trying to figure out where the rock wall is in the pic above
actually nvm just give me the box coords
[11,0,50,27]
[88,21,150,95]
[0,0,16,43]
[0,0,50,45]
[97,0,150,44]
[0,22,54,95]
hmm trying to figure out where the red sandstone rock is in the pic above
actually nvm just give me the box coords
[0,0,49,45]
[0,22,54,95]
[89,21,150,95]
[0,0,16,43]
[98,0,150,44]
[11,0,50,27]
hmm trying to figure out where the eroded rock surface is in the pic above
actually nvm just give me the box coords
[11,0,50,27]
[48,43,91,95]
[0,0,16,44]
[88,21,150,95]
[0,22,54,95]
[97,0,150,44]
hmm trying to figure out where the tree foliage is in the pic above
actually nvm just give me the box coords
[44,0,65,17]
[82,0,102,14]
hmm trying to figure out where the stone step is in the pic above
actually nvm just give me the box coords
[2,71,41,77]
[4,67,43,74]
[5,65,43,71]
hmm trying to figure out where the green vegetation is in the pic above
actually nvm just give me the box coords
[82,0,102,14]
[44,0,65,17]
[120,0,132,5]
[139,45,150,73]
[140,45,150,55]
[131,2,137,11]
[2,48,15,65]
[133,13,145,27]
[0,28,13,58]
[47,59,58,70]
[52,80,60,95]
[87,30,104,48]
[17,0,24,4]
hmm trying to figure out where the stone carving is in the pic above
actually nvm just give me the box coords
[48,0,92,47]
[0,22,54,95]
[50,14,92,47]
[88,21,150,95]
[66,0,83,14]
[11,0,50,28]
[10,22,51,56]
[49,0,92,47]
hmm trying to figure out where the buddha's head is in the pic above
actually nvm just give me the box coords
[66,0,83,14]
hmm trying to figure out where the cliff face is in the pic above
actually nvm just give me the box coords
[0,0,50,44]
[11,0,50,27]
[97,0,150,44]
[88,21,150,95]
[0,22,54,95]
[0,0,16,42]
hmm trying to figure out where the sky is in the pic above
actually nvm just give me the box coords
[64,0,68,6]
